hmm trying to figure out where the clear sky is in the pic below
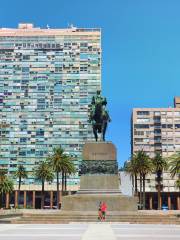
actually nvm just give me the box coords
[1,0,180,166]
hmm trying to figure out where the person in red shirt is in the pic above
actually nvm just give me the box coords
[101,202,107,221]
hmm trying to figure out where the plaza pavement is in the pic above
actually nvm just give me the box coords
[0,223,179,240]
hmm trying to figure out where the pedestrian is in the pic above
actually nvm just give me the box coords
[98,201,102,221]
[101,202,107,221]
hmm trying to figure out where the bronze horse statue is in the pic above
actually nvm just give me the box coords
[89,91,111,141]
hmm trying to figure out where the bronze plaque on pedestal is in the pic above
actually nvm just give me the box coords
[83,142,116,161]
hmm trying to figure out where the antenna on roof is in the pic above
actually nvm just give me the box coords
[68,23,76,29]
[69,23,77,31]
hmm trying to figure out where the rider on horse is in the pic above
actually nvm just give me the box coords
[91,90,107,106]
[89,90,111,141]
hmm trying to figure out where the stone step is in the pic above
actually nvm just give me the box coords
[20,214,179,219]
[11,219,180,224]
[12,217,179,220]
[20,216,178,221]
[1,211,179,224]
[17,219,176,223]
[21,216,178,220]
[10,214,180,224]
[77,189,122,195]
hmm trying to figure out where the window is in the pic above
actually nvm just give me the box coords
[174,112,180,116]
[134,131,144,136]
[154,116,161,121]
[80,67,87,72]
[154,136,161,140]
[137,118,149,123]
[20,138,27,143]
[38,86,45,91]
[37,98,45,110]
[80,42,88,47]
[162,124,173,128]
[22,67,29,72]
[167,112,173,116]
[154,112,160,116]
[154,129,161,134]
[134,124,149,129]
[36,129,44,137]
[23,55,30,60]
[137,111,149,116]
[19,151,26,156]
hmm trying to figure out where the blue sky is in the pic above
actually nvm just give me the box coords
[1,0,180,166]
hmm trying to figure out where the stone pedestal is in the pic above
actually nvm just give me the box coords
[80,175,119,190]
[62,142,137,211]
[62,194,137,211]
[79,142,119,192]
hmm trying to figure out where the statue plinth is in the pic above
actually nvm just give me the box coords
[62,142,137,211]
[82,142,116,160]
[79,142,120,193]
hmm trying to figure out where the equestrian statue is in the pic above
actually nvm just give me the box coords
[89,90,111,141]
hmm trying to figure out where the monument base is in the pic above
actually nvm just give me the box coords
[62,194,137,211]
[80,175,120,190]
[62,142,138,212]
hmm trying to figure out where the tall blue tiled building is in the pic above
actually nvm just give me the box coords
[0,23,101,190]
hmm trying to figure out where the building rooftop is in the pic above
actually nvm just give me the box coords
[0,23,101,36]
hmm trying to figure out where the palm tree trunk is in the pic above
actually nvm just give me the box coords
[18,177,21,207]
[157,182,161,210]
[139,174,142,209]
[142,174,146,210]
[56,172,60,209]
[135,174,138,196]
[65,172,67,192]
[41,179,45,209]
[0,193,2,208]
[2,192,4,208]
[157,170,162,210]
[62,171,64,195]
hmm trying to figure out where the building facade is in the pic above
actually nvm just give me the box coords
[0,23,101,193]
[131,98,180,210]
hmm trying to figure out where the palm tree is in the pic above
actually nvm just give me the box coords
[168,153,180,191]
[152,153,167,210]
[63,155,76,192]
[49,146,76,209]
[125,153,144,208]
[0,174,14,208]
[168,153,180,177]
[14,165,28,206]
[49,147,64,209]
[34,160,54,209]
[135,150,152,210]
[0,169,7,176]
[124,157,139,196]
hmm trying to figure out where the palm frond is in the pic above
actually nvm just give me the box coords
[167,153,180,178]
[0,176,14,194]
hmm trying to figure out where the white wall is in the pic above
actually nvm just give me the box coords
[120,171,133,196]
